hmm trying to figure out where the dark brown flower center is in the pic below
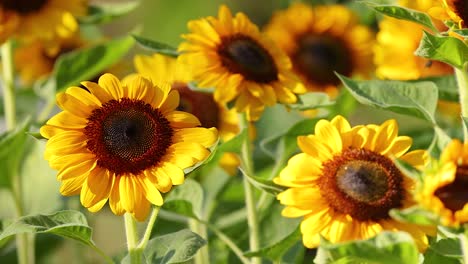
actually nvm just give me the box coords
[292,34,352,87]
[85,98,173,176]
[173,83,219,128]
[319,148,404,221]
[218,34,278,83]
[1,0,48,14]
[453,0,468,27]
[435,165,468,212]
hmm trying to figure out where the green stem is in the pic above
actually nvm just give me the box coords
[188,219,210,264]
[239,114,260,264]
[460,231,468,264]
[456,65,468,141]
[124,213,142,264]
[136,206,160,249]
[1,39,16,130]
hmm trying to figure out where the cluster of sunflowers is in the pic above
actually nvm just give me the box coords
[0,0,468,263]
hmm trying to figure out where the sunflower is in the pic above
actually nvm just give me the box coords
[429,0,467,28]
[374,0,453,80]
[274,115,434,250]
[134,53,241,175]
[177,5,306,121]
[264,3,375,96]
[0,0,86,44]
[417,139,468,226]
[15,34,85,84]
[40,73,218,221]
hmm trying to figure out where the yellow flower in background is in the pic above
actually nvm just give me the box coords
[0,8,19,44]
[417,139,468,226]
[374,0,453,80]
[0,0,86,44]
[40,73,218,221]
[134,53,242,175]
[274,115,433,250]
[429,0,467,28]
[265,3,375,96]
[178,5,306,121]
[15,35,85,84]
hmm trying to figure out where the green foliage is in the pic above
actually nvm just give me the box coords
[162,179,204,219]
[412,75,458,102]
[0,211,94,247]
[287,92,334,111]
[415,32,468,69]
[79,1,140,24]
[338,74,438,123]
[389,207,439,226]
[240,168,285,195]
[366,4,438,32]
[246,225,302,261]
[48,36,135,94]
[315,231,419,264]
[132,35,179,57]
[424,238,463,264]
[0,121,30,188]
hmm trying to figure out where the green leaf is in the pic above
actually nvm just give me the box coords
[51,35,134,93]
[143,229,206,264]
[424,238,462,264]
[415,32,468,69]
[389,207,438,226]
[463,116,468,138]
[367,4,438,32]
[218,128,248,154]
[245,226,301,261]
[411,75,457,102]
[162,179,203,219]
[0,121,30,188]
[338,74,438,123]
[428,126,452,158]
[0,210,94,247]
[79,1,140,24]
[287,92,334,111]
[132,35,179,57]
[240,168,286,195]
[453,29,468,38]
[315,231,419,264]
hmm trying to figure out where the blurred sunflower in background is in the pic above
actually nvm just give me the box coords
[429,0,467,28]
[178,5,305,121]
[40,73,218,220]
[274,115,434,250]
[417,139,468,226]
[374,0,453,80]
[14,34,85,84]
[134,53,242,175]
[0,0,87,45]
[264,3,375,97]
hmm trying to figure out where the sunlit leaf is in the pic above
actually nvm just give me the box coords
[79,1,140,24]
[144,229,206,264]
[366,4,438,32]
[162,179,203,219]
[132,35,179,57]
[411,75,457,102]
[338,74,438,123]
[415,32,468,69]
[315,231,419,264]
[428,126,452,158]
[50,36,135,93]
[424,238,462,264]
[0,211,94,247]
[389,207,438,226]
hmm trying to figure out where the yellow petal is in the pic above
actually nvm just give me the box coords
[139,172,164,205]
[98,73,123,100]
[159,90,180,114]
[56,92,93,118]
[109,176,125,216]
[166,111,201,127]
[81,81,113,103]
[80,168,114,208]
[172,127,218,147]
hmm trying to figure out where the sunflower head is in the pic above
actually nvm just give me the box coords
[264,3,375,96]
[274,116,433,250]
[177,5,306,121]
[0,0,87,44]
[40,73,218,221]
[417,139,468,226]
